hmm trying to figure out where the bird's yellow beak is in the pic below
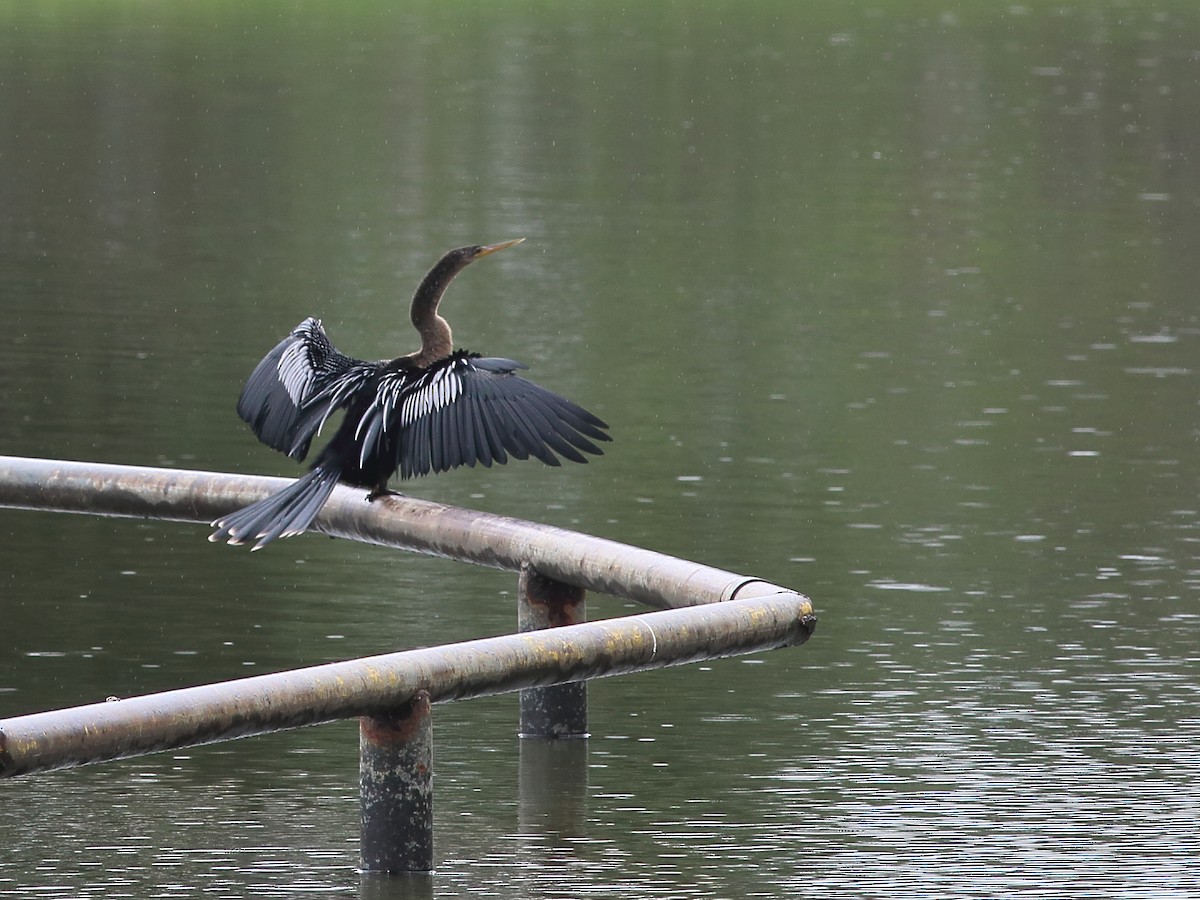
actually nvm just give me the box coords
[476,238,525,257]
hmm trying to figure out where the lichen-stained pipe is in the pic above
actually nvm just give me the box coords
[0,594,816,778]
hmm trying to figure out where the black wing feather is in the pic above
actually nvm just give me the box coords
[465,393,495,468]
[236,317,378,461]
[510,392,590,463]
[381,354,608,480]
[525,391,608,455]
[496,394,562,466]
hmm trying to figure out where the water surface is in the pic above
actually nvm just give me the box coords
[3,3,1199,897]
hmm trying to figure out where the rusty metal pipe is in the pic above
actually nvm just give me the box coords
[517,564,589,739]
[0,456,787,608]
[0,594,816,778]
[360,691,434,873]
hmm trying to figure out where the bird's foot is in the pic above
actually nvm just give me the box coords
[366,488,404,502]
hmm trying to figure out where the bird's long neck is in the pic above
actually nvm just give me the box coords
[406,252,471,368]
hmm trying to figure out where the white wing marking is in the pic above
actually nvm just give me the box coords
[276,340,314,405]
[350,364,466,468]
[399,367,462,428]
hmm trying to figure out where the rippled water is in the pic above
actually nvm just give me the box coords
[4,2,1200,897]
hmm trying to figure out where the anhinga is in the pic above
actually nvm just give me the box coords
[210,239,610,550]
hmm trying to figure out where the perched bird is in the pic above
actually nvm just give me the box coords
[211,239,609,550]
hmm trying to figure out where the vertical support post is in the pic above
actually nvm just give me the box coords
[517,563,589,738]
[359,690,434,874]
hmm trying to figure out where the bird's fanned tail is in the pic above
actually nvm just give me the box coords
[209,464,342,550]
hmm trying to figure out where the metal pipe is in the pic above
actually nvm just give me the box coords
[360,691,434,873]
[0,455,787,608]
[0,594,816,778]
[517,564,588,739]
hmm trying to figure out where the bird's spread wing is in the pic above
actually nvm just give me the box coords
[352,353,611,480]
[236,317,379,461]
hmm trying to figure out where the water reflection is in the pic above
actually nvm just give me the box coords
[518,740,589,841]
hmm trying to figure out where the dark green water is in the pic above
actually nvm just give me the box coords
[3,3,1199,897]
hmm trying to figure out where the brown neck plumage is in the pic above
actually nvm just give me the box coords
[402,239,525,368]
[404,248,475,368]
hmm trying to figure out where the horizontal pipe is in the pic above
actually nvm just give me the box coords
[0,593,815,778]
[0,455,785,609]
